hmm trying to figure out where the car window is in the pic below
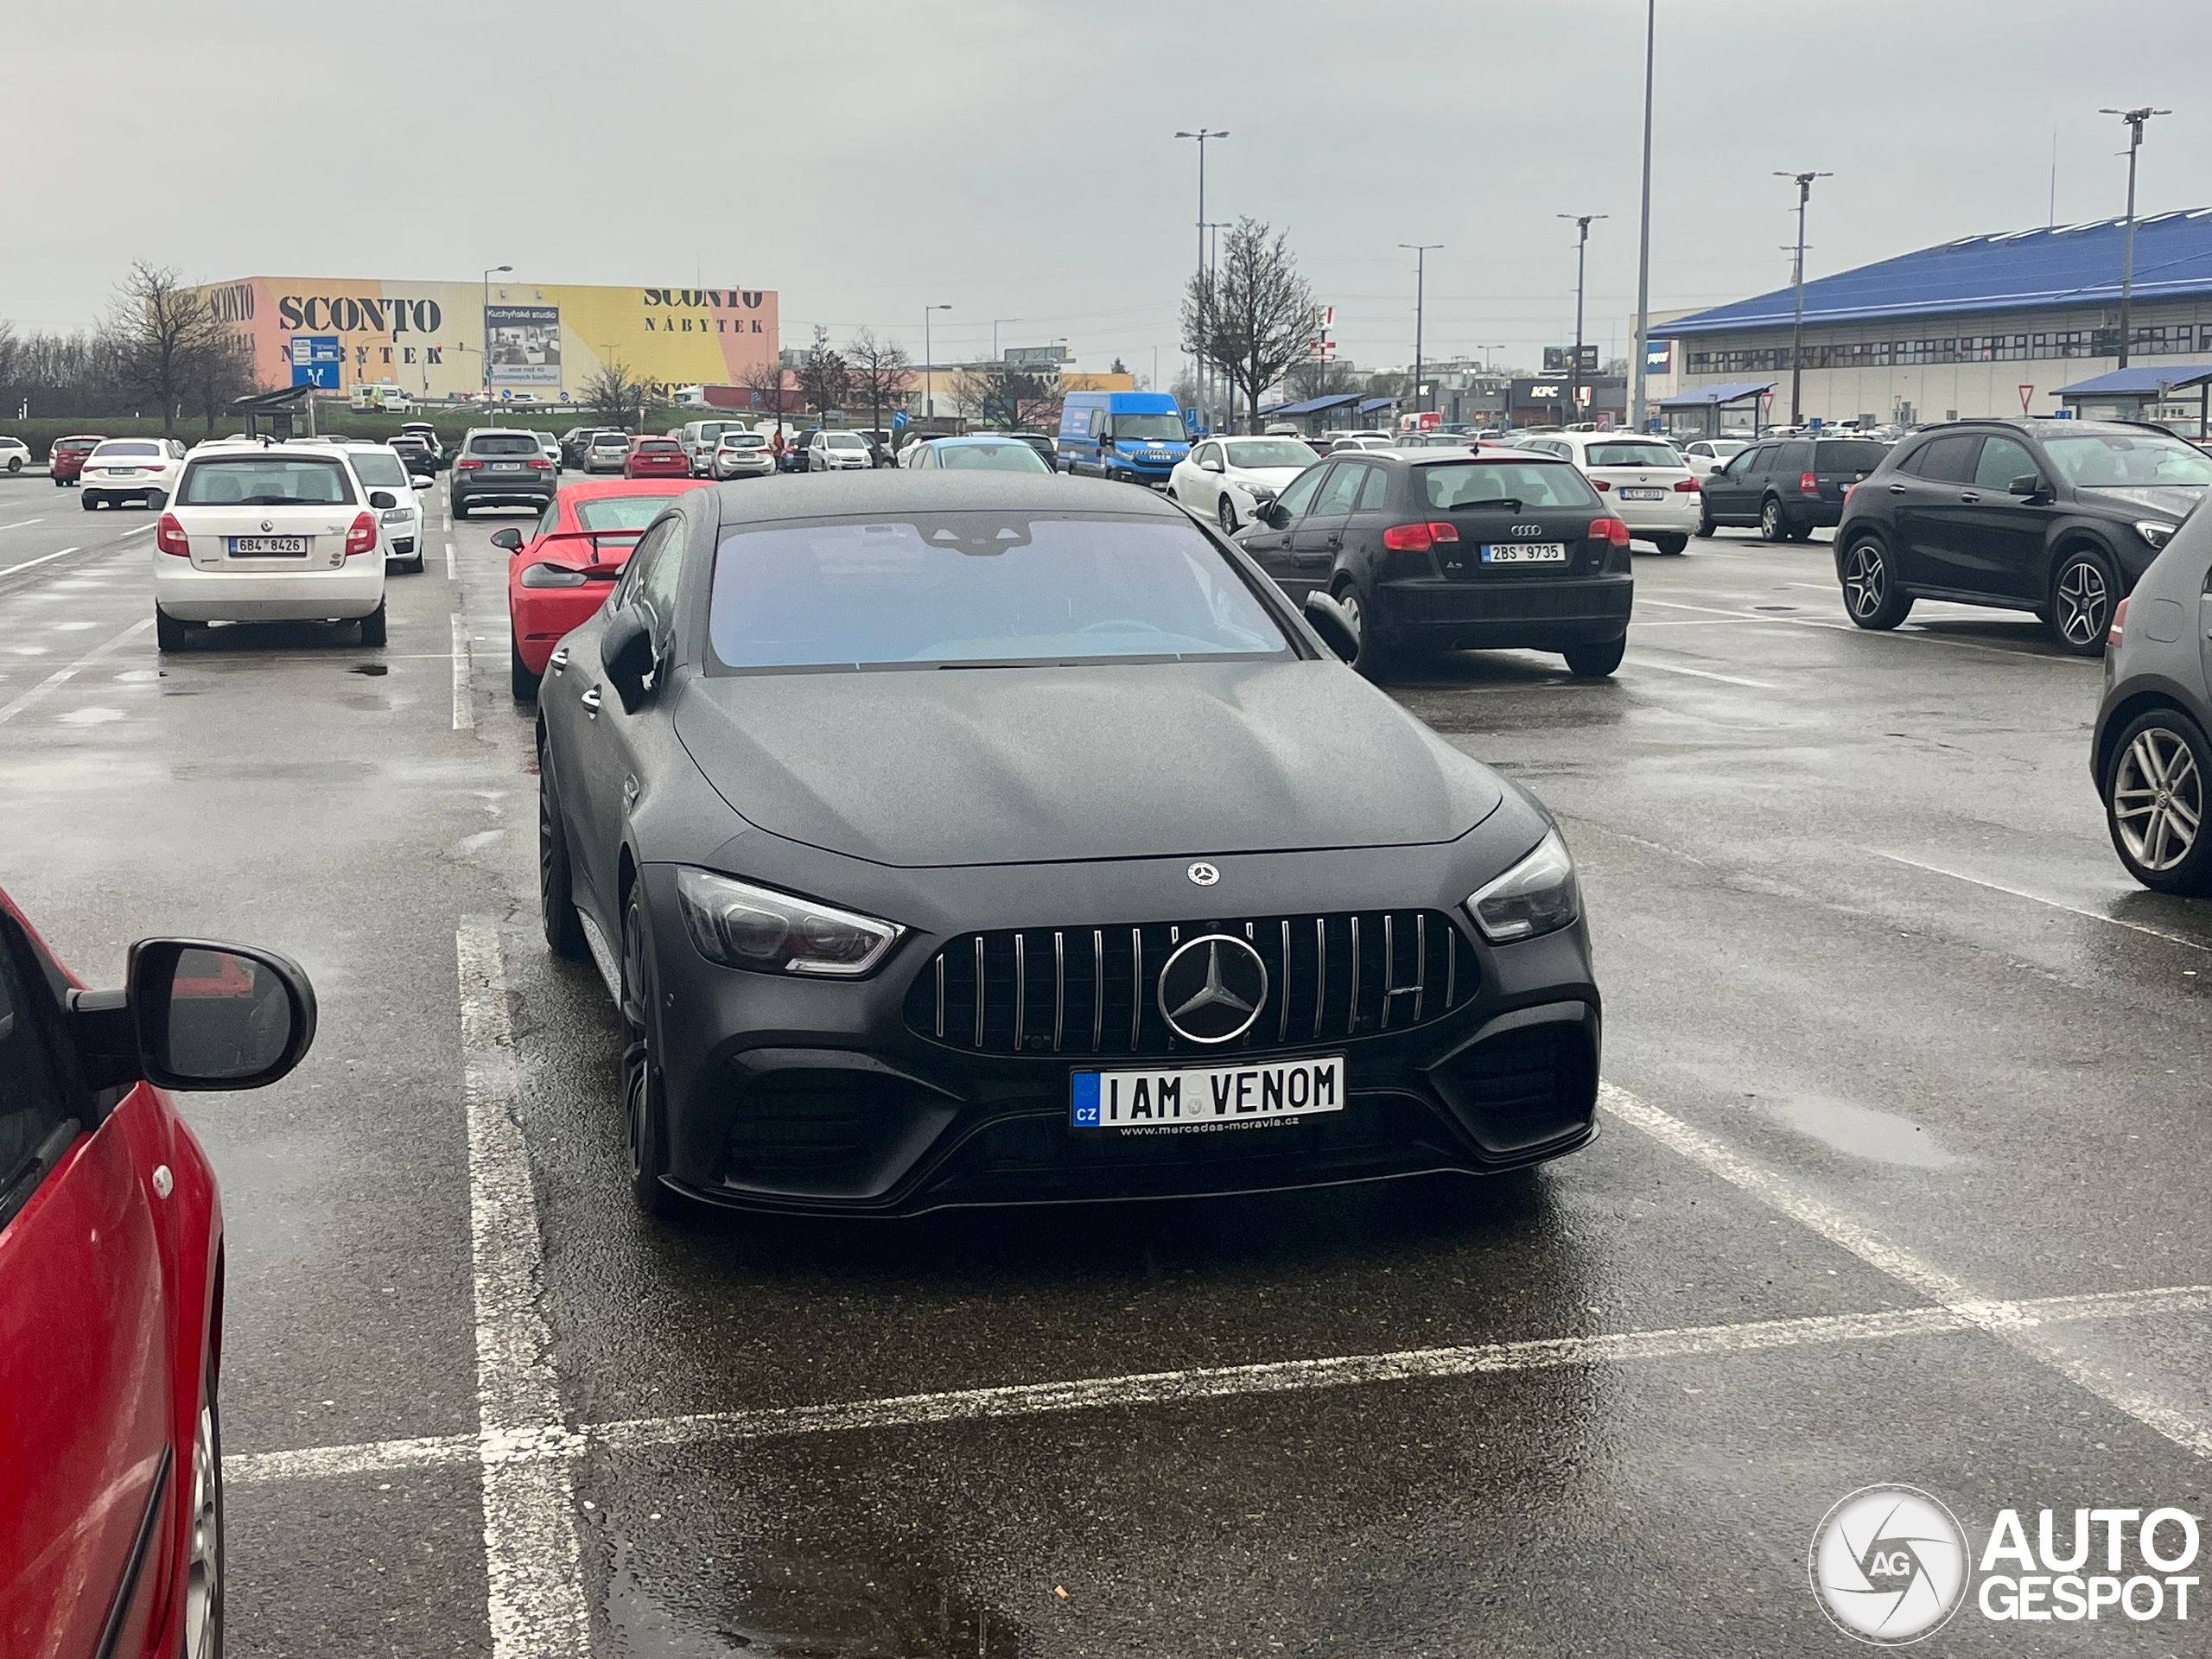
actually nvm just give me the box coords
[93,441,163,458]
[178,456,355,505]
[1313,464,1368,515]
[708,513,1290,671]
[1421,461,1600,511]
[1815,439,1888,473]
[1272,467,1326,520]
[937,443,1051,474]
[535,500,559,538]
[1973,436,2038,491]
[469,433,541,457]
[593,434,629,448]
[1353,466,1391,512]
[1912,435,1983,485]
[0,926,79,1228]
[578,496,681,532]
[637,518,688,653]
[1585,442,1681,468]
[1738,446,1773,475]
[1775,441,1814,474]
[2044,431,2212,490]
[349,450,410,489]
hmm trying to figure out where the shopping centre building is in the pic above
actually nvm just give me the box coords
[180,275,780,404]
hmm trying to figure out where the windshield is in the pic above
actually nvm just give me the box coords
[1814,439,1889,471]
[350,451,410,488]
[1585,442,1682,468]
[937,442,1052,474]
[1110,415,1187,442]
[1421,461,1601,512]
[2043,432,2212,490]
[576,496,678,531]
[95,441,162,458]
[1225,439,1318,470]
[709,514,1289,671]
[720,434,767,449]
[639,440,682,454]
[593,434,631,448]
[179,456,357,506]
[470,434,540,456]
[1709,440,1748,457]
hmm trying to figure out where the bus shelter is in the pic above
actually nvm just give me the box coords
[1657,380,1774,440]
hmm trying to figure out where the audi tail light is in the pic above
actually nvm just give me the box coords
[1381,521,1460,552]
[1674,476,1700,493]
[1587,517,1630,547]
[1799,470,1820,495]
[2108,595,2129,650]
[344,512,378,557]
[156,512,190,556]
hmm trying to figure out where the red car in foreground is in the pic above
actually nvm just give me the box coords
[0,887,315,1659]
[48,434,105,487]
[624,435,690,480]
[498,474,709,696]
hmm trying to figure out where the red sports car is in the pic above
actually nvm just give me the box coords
[498,475,709,697]
[624,435,690,480]
[0,886,315,1659]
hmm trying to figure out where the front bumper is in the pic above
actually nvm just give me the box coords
[1376,572,1634,650]
[634,855,1600,1217]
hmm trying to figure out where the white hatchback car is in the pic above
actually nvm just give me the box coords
[336,442,428,572]
[805,430,873,471]
[80,437,187,510]
[154,443,390,652]
[1676,436,1751,478]
[1169,435,1321,533]
[1516,431,1702,554]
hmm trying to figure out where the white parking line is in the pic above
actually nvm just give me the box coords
[0,518,46,531]
[0,544,83,579]
[455,920,591,1659]
[1874,851,2211,952]
[446,540,458,582]
[0,616,149,729]
[451,614,474,731]
[1623,656,1778,690]
[1599,1082,2212,1460]
[223,1279,2212,1487]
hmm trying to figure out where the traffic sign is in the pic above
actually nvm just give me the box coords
[892,410,909,432]
[2018,384,2035,415]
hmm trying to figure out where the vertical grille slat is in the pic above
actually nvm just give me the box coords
[908,909,1477,1056]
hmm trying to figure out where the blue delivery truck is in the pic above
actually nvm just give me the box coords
[1057,390,1191,485]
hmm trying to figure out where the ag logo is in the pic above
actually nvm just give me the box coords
[1809,1486,1968,1645]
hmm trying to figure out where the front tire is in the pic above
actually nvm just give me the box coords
[1840,534,1912,630]
[2049,548,2116,656]
[1217,494,1238,534]
[621,887,690,1223]
[2105,708,2212,894]
[1562,635,1627,677]
[182,1367,225,1659]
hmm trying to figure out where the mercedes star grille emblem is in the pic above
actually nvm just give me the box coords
[1156,934,1268,1045]
[1186,861,1220,887]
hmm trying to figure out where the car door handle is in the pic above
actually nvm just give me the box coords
[580,686,601,719]
[549,647,569,677]
[1888,483,1907,494]
[1325,533,1342,549]
[1959,492,1980,504]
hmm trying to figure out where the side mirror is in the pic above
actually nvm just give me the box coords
[489,527,524,552]
[2009,474,2050,500]
[1303,591,1361,664]
[368,490,397,510]
[71,939,318,1093]
[1201,455,1224,473]
[601,607,656,712]
[411,475,435,491]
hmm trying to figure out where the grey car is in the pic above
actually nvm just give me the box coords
[450,428,556,518]
[2092,504,2212,893]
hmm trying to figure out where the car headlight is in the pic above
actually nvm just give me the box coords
[518,562,588,588]
[1465,829,1580,944]
[675,867,904,977]
[2137,519,2182,550]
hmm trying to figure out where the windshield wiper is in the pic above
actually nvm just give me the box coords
[1464,497,1522,511]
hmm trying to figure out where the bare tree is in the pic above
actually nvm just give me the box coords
[108,262,236,436]
[1180,218,1322,430]
[1004,369,1062,432]
[1281,354,1362,404]
[844,327,912,435]
[740,356,791,426]
[795,328,851,419]
[582,358,644,429]
[947,366,997,424]
[188,332,258,436]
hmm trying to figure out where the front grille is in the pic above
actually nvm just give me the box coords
[903,910,1476,1058]
[1431,1023,1596,1155]
[718,1069,914,1185]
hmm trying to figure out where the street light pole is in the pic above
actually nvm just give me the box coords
[2100,105,2171,370]
[1630,0,1656,432]
[1175,128,1229,431]
[1774,171,1829,425]
[1557,216,1605,426]
[923,304,950,420]
[1400,244,1441,428]
[481,264,512,415]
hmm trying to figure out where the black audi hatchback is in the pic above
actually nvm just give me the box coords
[536,472,1601,1220]
[1236,443,1634,679]
[1833,418,2211,654]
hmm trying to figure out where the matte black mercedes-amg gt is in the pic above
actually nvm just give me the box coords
[534,471,1600,1219]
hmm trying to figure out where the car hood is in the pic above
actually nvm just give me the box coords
[2089,485,2205,521]
[672,659,1502,868]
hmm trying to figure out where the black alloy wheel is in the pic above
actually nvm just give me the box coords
[2048,548,2116,657]
[620,888,688,1222]
[537,746,588,960]
[1758,497,1787,542]
[2104,707,2212,894]
[1840,534,1912,631]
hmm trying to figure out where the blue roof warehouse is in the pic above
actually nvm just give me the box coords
[1649,209,2212,434]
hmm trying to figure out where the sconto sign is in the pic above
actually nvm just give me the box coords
[177,276,780,403]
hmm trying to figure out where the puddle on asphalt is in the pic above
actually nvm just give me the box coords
[349,663,390,677]
[1758,1095,1961,1167]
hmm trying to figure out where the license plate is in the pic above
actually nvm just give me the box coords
[105,468,141,477]
[1480,543,1567,563]
[227,536,309,556]
[493,461,521,472]
[1070,1054,1345,1135]
[1618,487,1665,501]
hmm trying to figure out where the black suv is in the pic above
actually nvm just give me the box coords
[1698,434,1889,541]
[450,428,556,519]
[1832,418,2212,655]
[1237,444,1633,679]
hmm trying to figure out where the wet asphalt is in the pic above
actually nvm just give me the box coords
[3,469,2209,1656]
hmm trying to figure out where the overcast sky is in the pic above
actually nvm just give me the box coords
[6,2,2209,378]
